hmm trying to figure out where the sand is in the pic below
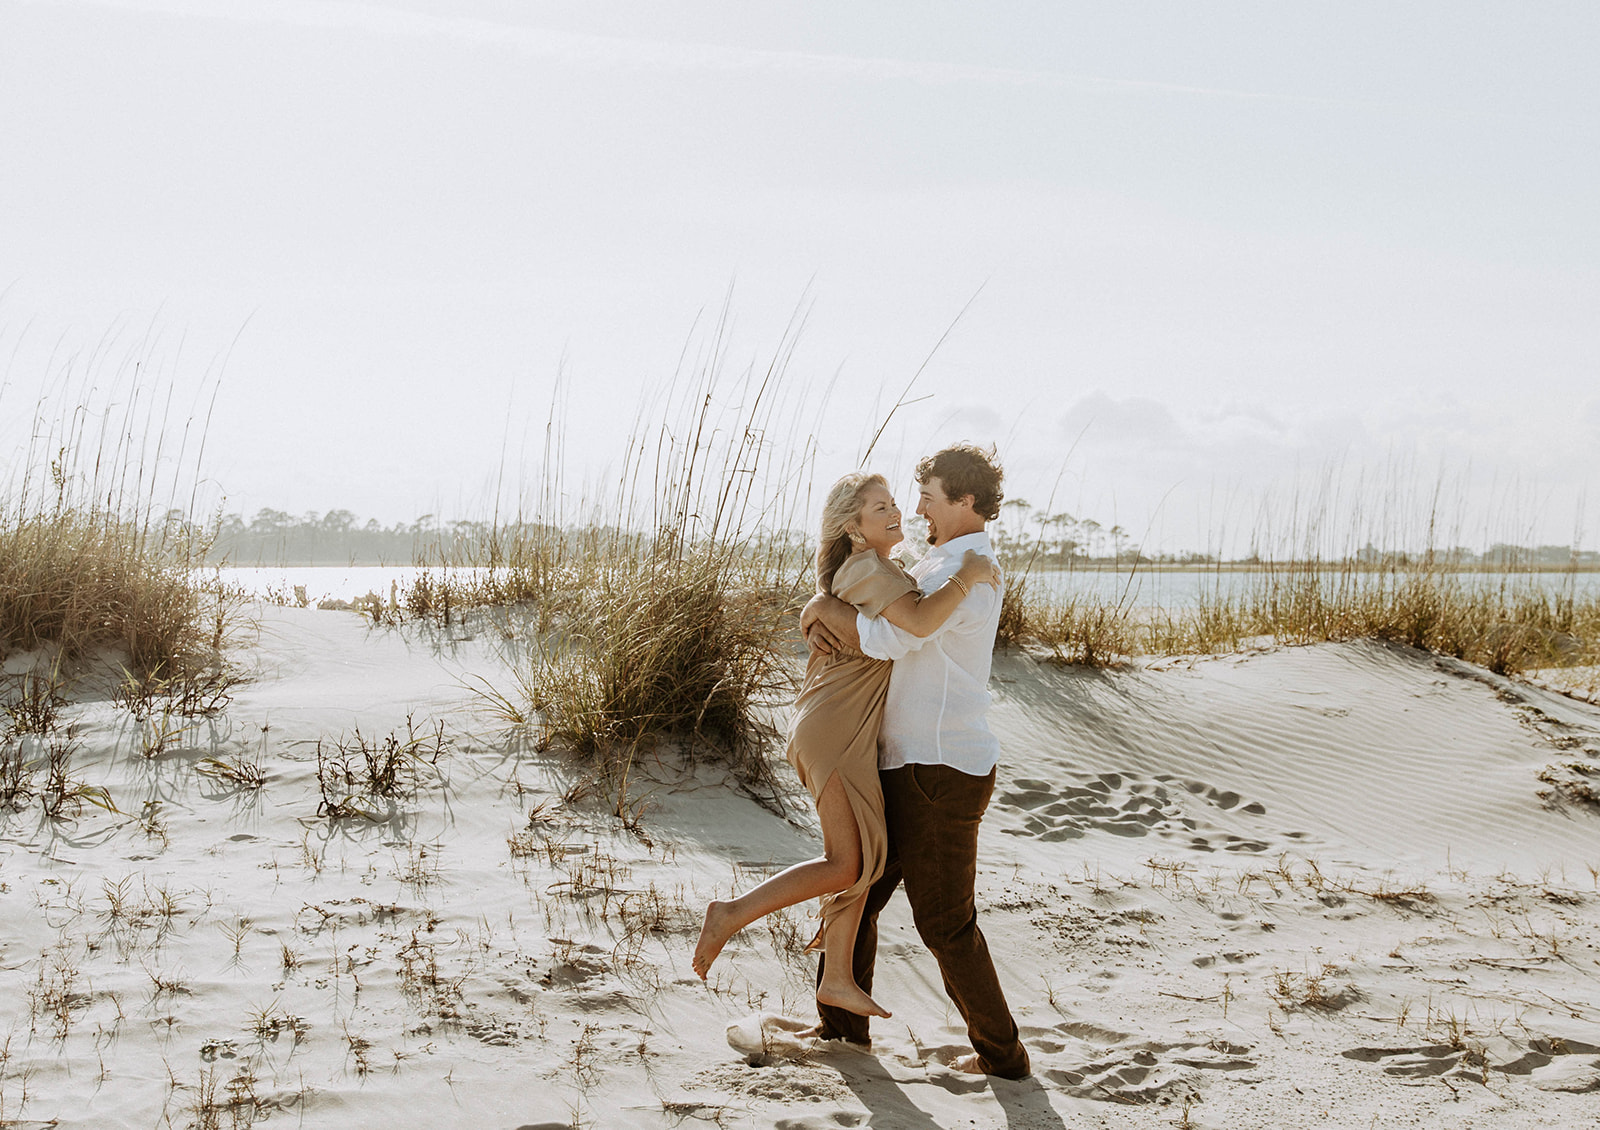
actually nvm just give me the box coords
[2,605,1599,1128]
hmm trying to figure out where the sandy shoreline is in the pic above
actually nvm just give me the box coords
[3,606,1599,1128]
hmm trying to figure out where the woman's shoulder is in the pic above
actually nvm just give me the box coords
[832,550,900,588]
[833,550,920,618]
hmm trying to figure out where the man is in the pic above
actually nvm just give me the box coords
[800,442,1029,1080]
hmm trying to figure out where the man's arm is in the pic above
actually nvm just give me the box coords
[800,593,861,655]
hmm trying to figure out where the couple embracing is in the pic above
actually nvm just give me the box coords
[694,443,1030,1081]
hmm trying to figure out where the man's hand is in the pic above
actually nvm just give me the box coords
[801,593,843,655]
[802,593,863,655]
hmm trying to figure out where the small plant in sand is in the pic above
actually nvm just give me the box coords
[38,730,117,820]
[568,1021,603,1088]
[507,828,544,858]
[1267,965,1360,1013]
[183,1062,262,1130]
[1,663,70,737]
[0,737,37,809]
[0,1031,34,1124]
[396,927,472,1017]
[314,716,449,819]
[246,1000,308,1046]
[197,746,267,789]
[26,941,85,1041]
[218,917,253,960]
[115,660,238,726]
[391,842,443,891]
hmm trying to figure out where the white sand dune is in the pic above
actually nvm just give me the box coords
[987,640,1599,870]
[2,607,1599,1128]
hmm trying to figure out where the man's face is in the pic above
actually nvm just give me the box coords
[915,476,970,546]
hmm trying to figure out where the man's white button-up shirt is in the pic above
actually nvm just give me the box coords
[856,531,1003,776]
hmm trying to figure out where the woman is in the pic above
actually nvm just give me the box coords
[692,471,997,1017]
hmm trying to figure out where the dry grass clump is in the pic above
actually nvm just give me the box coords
[1001,470,1598,672]
[1212,565,1599,675]
[529,550,793,782]
[1,364,237,687]
[1023,593,1141,667]
[454,319,815,794]
[1004,560,1599,675]
[0,509,222,677]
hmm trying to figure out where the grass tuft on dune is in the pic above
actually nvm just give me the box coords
[1006,561,1600,675]
[0,507,217,676]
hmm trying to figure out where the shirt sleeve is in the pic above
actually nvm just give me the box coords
[833,553,919,619]
[858,609,917,660]
[858,576,998,661]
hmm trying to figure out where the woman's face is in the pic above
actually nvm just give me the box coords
[853,484,904,554]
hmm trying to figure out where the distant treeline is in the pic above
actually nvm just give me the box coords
[191,508,1600,569]
[198,509,550,566]
[991,501,1600,568]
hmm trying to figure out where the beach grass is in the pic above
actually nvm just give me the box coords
[0,508,218,676]
[1006,559,1600,674]
[390,309,819,792]
[0,367,234,688]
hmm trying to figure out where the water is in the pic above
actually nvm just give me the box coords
[211,564,1600,610]
[211,565,488,605]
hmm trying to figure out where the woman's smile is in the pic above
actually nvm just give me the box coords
[854,484,905,555]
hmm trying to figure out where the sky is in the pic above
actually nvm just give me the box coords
[2,0,1597,554]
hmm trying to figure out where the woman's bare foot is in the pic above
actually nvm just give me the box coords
[816,980,891,1019]
[692,901,740,979]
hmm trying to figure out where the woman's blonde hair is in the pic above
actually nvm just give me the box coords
[816,472,888,595]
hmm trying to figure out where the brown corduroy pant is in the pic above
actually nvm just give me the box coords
[815,763,1030,1079]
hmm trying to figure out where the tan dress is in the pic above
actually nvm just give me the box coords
[786,550,919,945]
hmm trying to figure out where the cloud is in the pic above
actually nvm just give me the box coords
[1054,392,1354,468]
[1056,392,1188,451]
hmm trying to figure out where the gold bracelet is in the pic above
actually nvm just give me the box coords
[949,573,970,597]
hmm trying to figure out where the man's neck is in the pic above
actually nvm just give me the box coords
[932,522,987,548]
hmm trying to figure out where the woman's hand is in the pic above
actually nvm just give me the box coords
[957,549,999,589]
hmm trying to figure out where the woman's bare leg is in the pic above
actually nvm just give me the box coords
[816,887,890,1018]
[694,773,861,979]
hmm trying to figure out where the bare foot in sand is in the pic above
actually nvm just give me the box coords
[797,1024,871,1046]
[816,981,891,1018]
[692,900,739,979]
[950,1053,985,1074]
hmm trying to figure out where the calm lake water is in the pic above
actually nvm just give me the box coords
[212,565,1600,610]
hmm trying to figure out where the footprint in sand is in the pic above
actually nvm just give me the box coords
[1344,1036,1600,1090]
[998,771,1275,850]
[1028,1020,1258,1104]
[998,774,1188,842]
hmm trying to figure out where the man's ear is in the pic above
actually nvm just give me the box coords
[958,494,977,512]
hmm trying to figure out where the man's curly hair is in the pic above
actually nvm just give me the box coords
[914,443,1004,521]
